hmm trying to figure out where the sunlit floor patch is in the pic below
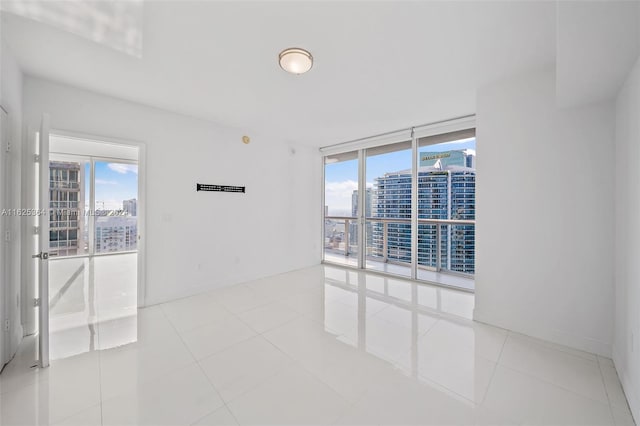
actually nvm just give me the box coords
[48,252,137,360]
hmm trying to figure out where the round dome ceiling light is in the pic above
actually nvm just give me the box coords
[279,48,313,74]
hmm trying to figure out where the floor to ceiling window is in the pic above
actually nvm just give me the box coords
[416,130,475,289]
[322,118,476,291]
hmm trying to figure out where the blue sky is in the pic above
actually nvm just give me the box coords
[91,162,138,210]
[325,138,476,215]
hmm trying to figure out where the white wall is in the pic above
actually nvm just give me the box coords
[475,67,615,357]
[0,41,24,367]
[23,77,321,315]
[613,55,640,421]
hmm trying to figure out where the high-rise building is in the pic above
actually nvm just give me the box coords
[372,149,475,274]
[49,161,83,256]
[123,198,137,216]
[419,149,476,169]
[350,188,373,246]
[351,188,373,218]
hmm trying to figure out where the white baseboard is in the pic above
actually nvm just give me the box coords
[473,308,612,358]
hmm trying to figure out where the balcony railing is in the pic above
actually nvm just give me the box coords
[49,201,80,209]
[324,215,475,277]
[50,181,80,190]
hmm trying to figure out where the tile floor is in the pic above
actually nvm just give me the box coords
[0,264,635,425]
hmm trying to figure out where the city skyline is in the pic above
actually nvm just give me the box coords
[49,160,139,257]
[325,147,476,274]
[325,138,476,216]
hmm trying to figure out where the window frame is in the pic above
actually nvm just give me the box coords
[320,116,476,292]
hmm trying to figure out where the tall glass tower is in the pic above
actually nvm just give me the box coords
[371,149,475,274]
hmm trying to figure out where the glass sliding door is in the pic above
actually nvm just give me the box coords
[321,121,476,291]
[364,141,413,278]
[323,151,359,267]
[416,129,476,290]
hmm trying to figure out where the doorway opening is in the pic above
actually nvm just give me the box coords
[30,131,144,361]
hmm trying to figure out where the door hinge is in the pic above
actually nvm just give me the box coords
[4,230,10,242]
[5,142,10,153]
[33,298,40,307]
[3,319,9,332]
[33,226,40,234]
[34,154,40,162]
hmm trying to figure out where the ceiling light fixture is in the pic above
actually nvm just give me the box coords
[279,48,313,74]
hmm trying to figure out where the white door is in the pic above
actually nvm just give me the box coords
[0,107,7,368]
[35,114,50,368]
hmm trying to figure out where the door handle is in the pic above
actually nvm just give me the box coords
[32,252,50,260]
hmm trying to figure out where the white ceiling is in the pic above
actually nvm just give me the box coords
[1,1,636,147]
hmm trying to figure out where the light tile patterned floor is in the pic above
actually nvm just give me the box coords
[0,264,635,425]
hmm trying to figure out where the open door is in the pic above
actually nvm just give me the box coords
[35,114,50,368]
[0,107,8,368]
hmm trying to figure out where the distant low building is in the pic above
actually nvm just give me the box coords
[96,215,137,253]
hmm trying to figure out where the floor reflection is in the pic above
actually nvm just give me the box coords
[324,252,475,290]
[321,265,495,403]
[48,253,137,360]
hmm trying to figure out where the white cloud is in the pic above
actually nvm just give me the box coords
[95,179,118,185]
[324,180,377,215]
[108,163,138,174]
[324,180,358,215]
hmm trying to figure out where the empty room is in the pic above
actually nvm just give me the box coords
[0,1,639,425]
